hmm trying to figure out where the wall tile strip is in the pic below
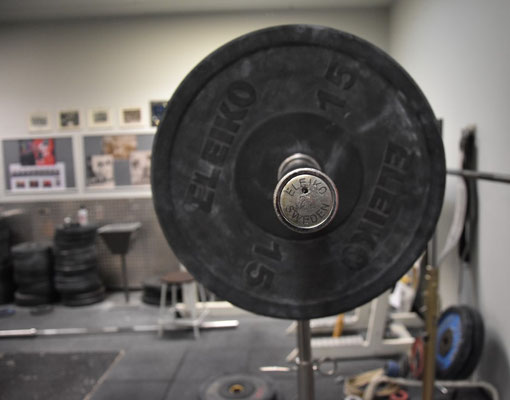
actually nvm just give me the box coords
[0,199,179,288]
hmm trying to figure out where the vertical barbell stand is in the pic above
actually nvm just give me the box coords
[297,320,315,400]
[274,153,341,400]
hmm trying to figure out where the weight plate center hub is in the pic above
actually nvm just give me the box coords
[152,25,446,319]
[274,164,339,233]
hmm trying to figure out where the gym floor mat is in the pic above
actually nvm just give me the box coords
[0,351,120,400]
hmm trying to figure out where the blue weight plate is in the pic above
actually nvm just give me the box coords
[436,305,474,379]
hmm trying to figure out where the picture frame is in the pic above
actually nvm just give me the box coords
[58,109,81,130]
[2,136,76,193]
[28,112,51,132]
[83,133,154,189]
[119,107,143,128]
[87,108,113,129]
[150,100,167,127]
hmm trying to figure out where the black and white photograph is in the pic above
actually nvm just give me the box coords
[83,133,153,189]
[120,107,142,127]
[129,150,151,185]
[86,154,114,188]
[87,108,113,129]
[58,109,80,130]
[28,112,51,132]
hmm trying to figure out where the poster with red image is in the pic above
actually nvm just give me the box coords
[19,139,55,166]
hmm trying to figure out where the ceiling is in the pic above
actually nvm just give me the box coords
[0,0,394,22]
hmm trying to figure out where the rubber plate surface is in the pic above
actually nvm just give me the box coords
[152,25,445,319]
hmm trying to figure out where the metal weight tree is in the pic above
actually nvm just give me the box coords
[151,25,446,400]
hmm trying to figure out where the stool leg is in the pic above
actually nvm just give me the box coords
[171,284,177,319]
[158,282,168,338]
[198,284,207,308]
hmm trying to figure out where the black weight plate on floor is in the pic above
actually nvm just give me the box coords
[55,240,96,250]
[14,275,51,288]
[61,287,105,306]
[142,276,177,306]
[55,244,97,256]
[0,283,14,304]
[200,374,276,400]
[13,262,51,278]
[456,306,485,379]
[12,242,51,256]
[54,225,97,250]
[14,291,54,307]
[61,286,105,300]
[0,224,10,263]
[142,293,173,306]
[14,259,51,274]
[142,276,182,299]
[0,261,13,278]
[143,276,165,291]
[21,281,55,296]
[55,246,97,264]
[55,273,102,294]
[54,261,98,275]
[436,305,474,379]
[14,272,52,288]
[152,24,446,319]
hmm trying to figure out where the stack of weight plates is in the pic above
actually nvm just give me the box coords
[141,276,175,306]
[0,219,14,304]
[12,242,56,306]
[54,225,105,306]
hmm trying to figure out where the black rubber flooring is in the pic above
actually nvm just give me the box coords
[0,292,385,400]
[0,352,119,400]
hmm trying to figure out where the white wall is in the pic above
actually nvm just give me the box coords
[0,9,389,202]
[390,0,510,395]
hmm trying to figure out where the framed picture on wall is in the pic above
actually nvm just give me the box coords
[119,107,143,128]
[150,100,167,127]
[83,133,154,189]
[2,136,76,193]
[87,108,113,129]
[86,154,115,188]
[28,112,51,132]
[58,109,81,130]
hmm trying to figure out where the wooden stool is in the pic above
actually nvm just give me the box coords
[158,270,208,339]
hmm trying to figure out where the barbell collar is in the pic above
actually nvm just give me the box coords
[274,159,339,233]
[277,153,322,180]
